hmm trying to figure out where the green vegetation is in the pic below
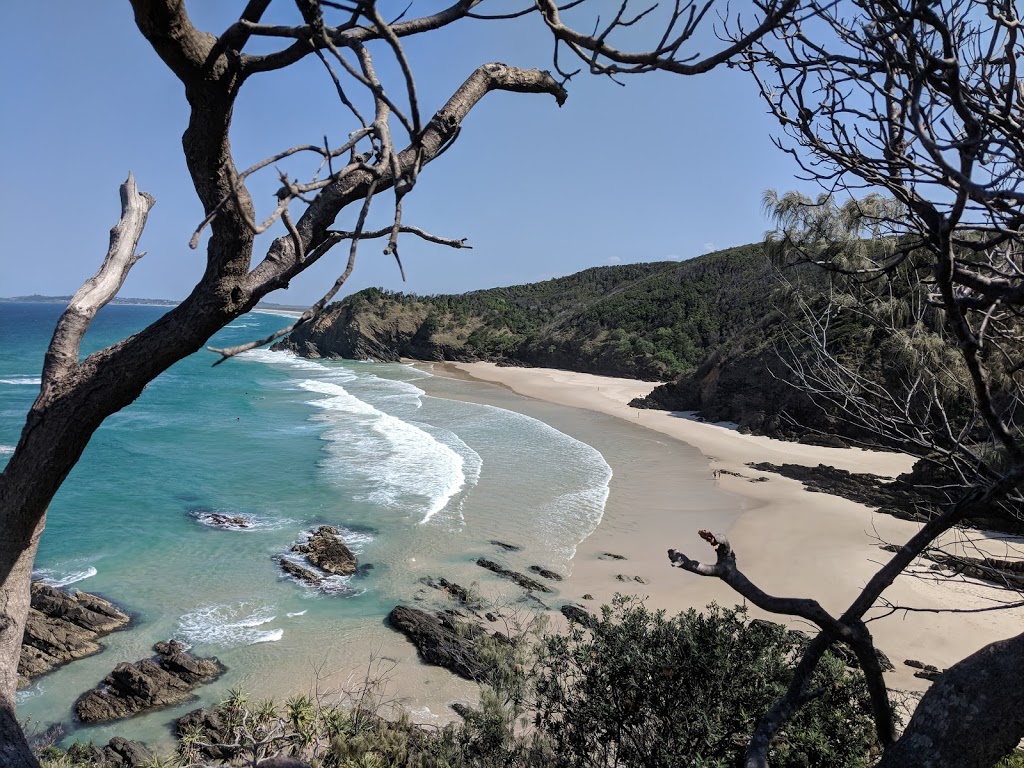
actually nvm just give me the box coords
[37,600,879,767]
[310,244,775,380]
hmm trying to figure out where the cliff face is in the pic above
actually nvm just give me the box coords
[275,245,776,381]
[278,299,435,361]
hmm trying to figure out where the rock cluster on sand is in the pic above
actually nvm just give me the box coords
[18,582,131,688]
[475,558,552,593]
[75,640,224,723]
[387,605,509,680]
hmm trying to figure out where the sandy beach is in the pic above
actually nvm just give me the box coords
[439,362,1024,694]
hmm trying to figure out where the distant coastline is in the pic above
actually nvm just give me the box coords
[0,295,179,306]
[0,295,307,315]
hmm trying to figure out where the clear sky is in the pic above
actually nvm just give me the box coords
[0,2,813,305]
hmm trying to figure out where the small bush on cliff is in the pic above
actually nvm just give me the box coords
[532,598,877,768]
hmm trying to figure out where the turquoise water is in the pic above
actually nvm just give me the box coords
[2,304,612,744]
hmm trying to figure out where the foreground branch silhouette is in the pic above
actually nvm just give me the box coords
[667,2,1024,765]
[0,1,795,764]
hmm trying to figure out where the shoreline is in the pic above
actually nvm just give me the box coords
[431,361,1024,693]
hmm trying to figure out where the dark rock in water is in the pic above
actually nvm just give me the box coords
[355,563,375,578]
[18,582,131,688]
[75,640,224,723]
[615,574,648,584]
[292,525,357,576]
[386,605,487,680]
[451,702,477,719]
[420,576,475,606]
[560,604,595,627]
[192,510,253,530]
[528,565,563,582]
[598,552,627,561]
[475,558,552,593]
[581,593,594,600]
[276,556,323,587]
[96,737,154,767]
[489,540,522,552]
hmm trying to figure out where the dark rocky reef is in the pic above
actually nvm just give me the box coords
[528,565,563,582]
[276,556,324,587]
[386,606,494,680]
[277,526,361,590]
[80,738,155,768]
[190,509,253,530]
[176,706,240,762]
[475,558,552,593]
[560,603,595,627]
[419,576,477,607]
[75,640,224,723]
[748,461,1023,533]
[18,582,131,688]
[489,540,522,552]
[880,543,1024,590]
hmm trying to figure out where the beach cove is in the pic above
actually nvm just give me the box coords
[433,362,1024,695]
[5,303,1021,750]
[3,305,739,749]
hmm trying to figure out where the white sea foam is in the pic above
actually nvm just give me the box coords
[299,379,471,522]
[15,681,43,704]
[0,376,41,385]
[34,566,98,588]
[0,445,14,456]
[177,603,283,647]
[286,610,307,617]
[240,347,356,378]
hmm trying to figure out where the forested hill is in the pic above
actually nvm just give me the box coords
[277,244,775,381]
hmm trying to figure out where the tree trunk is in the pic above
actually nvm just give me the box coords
[880,630,1024,768]
[0,506,44,768]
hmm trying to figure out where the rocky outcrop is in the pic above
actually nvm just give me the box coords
[529,565,563,581]
[748,460,1023,533]
[190,509,253,529]
[489,540,522,552]
[91,738,155,767]
[475,558,552,593]
[560,604,595,627]
[273,297,434,362]
[18,583,131,688]
[292,526,357,576]
[387,606,490,680]
[276,556,323,587]
[75,640,224,723]
[176,707,239,762]
[419,576,476,607]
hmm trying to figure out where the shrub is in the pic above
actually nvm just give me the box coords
[531,598,877,768]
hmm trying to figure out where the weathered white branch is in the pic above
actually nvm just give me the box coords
[42,173,155,382]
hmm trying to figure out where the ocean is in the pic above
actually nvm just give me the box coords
[2,303,617,747]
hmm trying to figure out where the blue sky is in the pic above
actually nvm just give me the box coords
[0,2,811,305]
